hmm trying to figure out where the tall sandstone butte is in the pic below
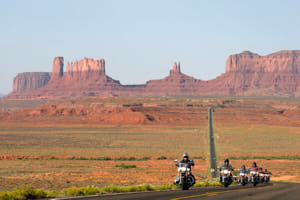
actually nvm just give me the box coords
[51,57,64,79]
[13,72,51,92]
[221,50,300,96]
[4,50,300,99]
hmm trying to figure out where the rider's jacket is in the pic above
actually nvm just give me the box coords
[249,167,258,172]
[239,168,247,173]
[176,159,195,169]
[220,164,233,171]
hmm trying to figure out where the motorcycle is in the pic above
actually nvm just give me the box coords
[237,171,248,186]
[258,171,265,183]
[249,169,260,186]
[174,160,195,190]
[220,168,233,187]
[264,172,270,183]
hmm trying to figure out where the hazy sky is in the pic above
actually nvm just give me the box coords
[1,0,300,94]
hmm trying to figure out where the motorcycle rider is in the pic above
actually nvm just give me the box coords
[220,158,233,171]
[264,169,271,175]
[258,167,264,182]
[175,153,195,184]
[249,162,258,171]
[249,162,259,184]
[239,164,247,173]
[238,164,248,184]
[264,169,271,182]
[219,158,234,182]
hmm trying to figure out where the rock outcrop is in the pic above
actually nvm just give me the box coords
[222,50,300,96]
[5,50,300,99]
[12,72,51,92]
[9,57,122,99]
[145,61,203,95]
[226,50,300,73]
[51,57,64,79]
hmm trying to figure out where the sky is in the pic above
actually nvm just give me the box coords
[1,0,300,94]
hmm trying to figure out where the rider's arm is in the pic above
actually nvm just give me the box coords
[189,160,195,166]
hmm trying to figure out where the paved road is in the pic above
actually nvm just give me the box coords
[208,107,218,178]
[57,182,300,200]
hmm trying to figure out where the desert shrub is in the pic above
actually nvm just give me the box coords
[0,185,47,200]
[49,156,58,160]
[115,163,136,169]
[137,157,150,161]
[44,190,62,198]
[228,155,300,160]
[115,157,137,161]
[91,157,112,161]
[193,156,205,160]
[66,156,77,160]
[62,186,99,196]
[157,156,167,160]
[193,179,222,188]
[0,180,226,199]
[153,184,178,190]
[100,184,122,193]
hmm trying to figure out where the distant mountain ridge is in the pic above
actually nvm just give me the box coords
[4,50,300,99]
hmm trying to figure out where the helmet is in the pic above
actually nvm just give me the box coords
[259,167,263,171]
[224,158,229,163]
[252,162,257,167]
[241,164,245,169]
[182,153,189,159]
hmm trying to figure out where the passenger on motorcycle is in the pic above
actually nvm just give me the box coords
[175,153,195,184]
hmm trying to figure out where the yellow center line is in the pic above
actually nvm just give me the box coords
[170,183,277,200]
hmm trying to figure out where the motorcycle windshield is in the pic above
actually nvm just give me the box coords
[178,163,188,167]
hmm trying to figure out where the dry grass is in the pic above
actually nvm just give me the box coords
[0,126,208,191]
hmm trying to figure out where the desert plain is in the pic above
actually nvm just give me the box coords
[0,97,299,191]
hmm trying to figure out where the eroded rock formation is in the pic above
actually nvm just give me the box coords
[5,50,300,99]
[51,57,64,79]
[13,72,51,92]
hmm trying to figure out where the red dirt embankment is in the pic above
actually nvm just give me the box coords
[1,97,300,127]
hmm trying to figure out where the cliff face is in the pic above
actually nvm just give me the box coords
[52,57,64,78]
[223,50,300,96]
[5,50,300,99]
[25,57,121,99]
[13,72,51,92]
[226,50,300,73]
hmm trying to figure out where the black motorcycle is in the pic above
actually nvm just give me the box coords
[220,168,233,187]
[249,169,260,186]
[264,172,270,183]
[237,171,248,186]
[174,161,195,190]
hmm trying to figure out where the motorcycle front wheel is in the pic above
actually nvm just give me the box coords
[181,184,189,190]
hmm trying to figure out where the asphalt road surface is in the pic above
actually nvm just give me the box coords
[57,182,300,200]
[208,107,218,178]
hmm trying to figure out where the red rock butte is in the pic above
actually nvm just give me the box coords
[5,50,300,99]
